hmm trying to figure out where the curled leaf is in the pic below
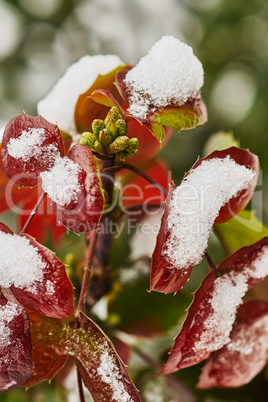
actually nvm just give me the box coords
[198,301,268,389]
[1,114,64,187]
[0,293,32,391]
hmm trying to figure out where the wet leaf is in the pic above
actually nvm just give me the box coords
[52,144,104,234]
[1,114,64,187]
[0,293,32,391]
[23,311,73,388]
[198,301,268,389]
[71,312,142,401]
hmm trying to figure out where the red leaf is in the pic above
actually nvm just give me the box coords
[23,311,73,388]
[51,144,104,234]
[158,237,268,375]
[198,301,268,389]
[0,293,32,391]
[190,147,259,224]
[150,184,193,294]
[72,312,142,402]
[158,271,216,375]
[0,228,75,319]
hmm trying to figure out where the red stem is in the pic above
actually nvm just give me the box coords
[76,230,98,315]
[19,191,46,235]
[76,367,86,402]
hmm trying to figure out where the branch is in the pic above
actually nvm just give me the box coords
[104,161,168,198]
[204,250,220,277]
[76,229,98,315]
[19,191,46,235]
[76,367,86,402]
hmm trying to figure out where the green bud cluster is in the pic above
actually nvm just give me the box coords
[79,107,139,160]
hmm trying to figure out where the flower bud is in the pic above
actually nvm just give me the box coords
[105,118,117,139]
[92,119,105,138]
[79,132,95,148]
[126,138,139,154]
[116,119,127,136]
[99,128,113,147]
[93,140,105,154]
[107,107,122,122]
[109,136,129,152]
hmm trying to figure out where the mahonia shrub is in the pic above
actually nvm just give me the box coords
[0,35,267,401]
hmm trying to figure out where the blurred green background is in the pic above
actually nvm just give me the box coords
[0,0,267,401]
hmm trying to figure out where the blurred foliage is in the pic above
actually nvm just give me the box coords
[1,0,268,400]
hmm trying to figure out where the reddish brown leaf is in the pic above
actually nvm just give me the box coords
[0,292,32,391]
[23,311,73,388]
[198,301,268,389]
[158,237,268,375]
[158,271,216,375]
[190,147,259,224]
[75,66,127,133]
[52,144,104,234]
[1,114,64,187]
[72,312,142,402]
[150,184,193,294]
[6,232,74,319]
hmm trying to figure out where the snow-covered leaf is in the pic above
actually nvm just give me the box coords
[48,144,104,234]
[0,223,74,318]
[71,312,142,401]
[0,293,32,391]
[158,237,268,375]
[198,301,268,389]
[151,147,258,294]
[1,114,64,187]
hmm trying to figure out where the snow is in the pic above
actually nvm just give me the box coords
[163,156,255,271]
[97,343,132,402]
[247,247,268,279]
[37,55,124,135]
[40,155,82,206]
[125,35,204,119]
[0,231,45,289]
[227,313,268,355]
[7,127,60,165]
[0,301,22,348]
[194,272,248,352]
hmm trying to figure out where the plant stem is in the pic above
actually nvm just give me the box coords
[104,161,168,198]
[76,367,86,402]
[76,229,98,315]
[19,191,46,235]
[204,250,220,276]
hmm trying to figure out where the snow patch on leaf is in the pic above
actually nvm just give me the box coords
[0,302,22,348]
[164,156,255,271]
[40,155,82,206]
[125,36,204,119]
[0,231,44,289]
[97,342,133,402]
[38,55,123,135]
[6,127,59,166]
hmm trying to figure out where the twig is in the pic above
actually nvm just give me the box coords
[204,250,220,276]
[104,161,168,198]
[76,230,98,315]
[76,367,86,402]
[19,191,46,235]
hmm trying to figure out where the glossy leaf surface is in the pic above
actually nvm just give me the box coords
[0,293,32,391]
[52,144,104,234]
[198,301,268,389]
[71,312,142,401]
[1,114,64,187]
[75,66,126,133]
[23,311,73,388]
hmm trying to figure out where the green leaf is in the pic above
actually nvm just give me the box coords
[215,210,268,254]
[202,130,240,156]
[151,98,207,134]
